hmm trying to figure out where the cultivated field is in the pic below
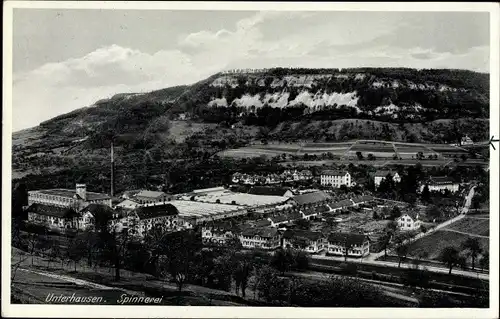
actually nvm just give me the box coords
[407,215,490,261]
[219,140,469,162]
[407,230,489,260]
[444,216,490,237]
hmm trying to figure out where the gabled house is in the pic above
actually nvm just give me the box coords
[239,227,281,250]
[326,232,370,258]
[202,221,240,246]
[26,203,79,232]
[373,171,401,188]
[282,229,326,253]
[125,203,181,237]
[78,203,120,231]
[396,211,421,231]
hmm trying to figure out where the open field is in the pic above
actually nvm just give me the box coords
[219,140,473,162]
[407,230,489,261]
[444,216,490,237]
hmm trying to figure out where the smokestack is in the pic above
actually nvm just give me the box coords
[111,142,115,197]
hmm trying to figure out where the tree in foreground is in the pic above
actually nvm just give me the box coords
[461,237,482,270]
[439,246,460,274]
[479,251,489,271]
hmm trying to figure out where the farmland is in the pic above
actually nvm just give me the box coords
[444,216,490,237]
[407,230,489,260]
[219,139,471,164]
[407,215,490,261]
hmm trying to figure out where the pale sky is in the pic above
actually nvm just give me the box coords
[12,9,490,131]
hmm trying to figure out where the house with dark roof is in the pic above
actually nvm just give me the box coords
[373,170,401,188]
[396,211,421,231]
[292,191,332,206]
[268,210,303,227]
[26,203,79,232]
[248,186,294,198]
[127,203,181,237]
[420,176,460,193]
[327,199,354,212]
[282,229,326,253]
[202,221,240,246]
[326,232,370,258]
[300,205,330,220]
[351,195,375,206]
[239,227,281,250]
[78,204,120,230]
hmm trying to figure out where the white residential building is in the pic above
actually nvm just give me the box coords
[282,229,326,253]
[320,170,353,188]
[374,171,401,188]
[326,233,370,258]
[239,227,281,250]
[421,176,460,193]
[397,212,421,231]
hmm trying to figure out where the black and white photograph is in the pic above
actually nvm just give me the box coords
[2,1,499,318]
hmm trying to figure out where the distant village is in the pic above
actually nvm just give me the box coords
[24,165,462,257]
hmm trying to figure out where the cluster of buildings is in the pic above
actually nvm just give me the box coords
[202,221,370,258]
[231,169,313,185]
[420,176,460,193]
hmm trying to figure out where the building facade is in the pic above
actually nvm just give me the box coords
[28,184,111,211]
[421,177,460,193]
[374,171,401,188]
[239,227,281,250]
[27,204,79,232]
[282,229,326,253]
[320,170,353,188]
[326,233,370,258]
[397,213,421,231]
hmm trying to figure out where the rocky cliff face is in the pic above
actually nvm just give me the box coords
[14,67,489,155]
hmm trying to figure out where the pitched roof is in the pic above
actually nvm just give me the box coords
[374,170,392,177]
[204,221,240,234]
[134,190,168,199]
[283,229,324,241]
[293,191,331,205]
[329,199,354,209]
[327,232,369,246]
[352,195,374,204]
[248,186,291,197]
[241,227,279,238]
[429,176,456,185]
[134,203,179,220]
[81,204,116,219]
[27,203,78,218]
[254,219,272,227]
[301,205,330,215]
[321,170,349,176]
[399,211,420,220]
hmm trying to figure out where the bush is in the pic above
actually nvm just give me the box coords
[339,263,358,276]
